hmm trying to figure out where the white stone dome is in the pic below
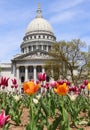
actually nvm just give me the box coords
[25,4,54,35]
[26,17,53,34]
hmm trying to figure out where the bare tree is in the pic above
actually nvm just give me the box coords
[44,39,89,85]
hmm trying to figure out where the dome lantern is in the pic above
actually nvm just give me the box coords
[36,3,42,18]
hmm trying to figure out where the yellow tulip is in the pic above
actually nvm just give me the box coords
[87,83,90,91]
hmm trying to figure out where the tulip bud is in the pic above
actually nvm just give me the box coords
[84,80,88,86]
[66,81,71,86]
[80,85,85,89]
[57,80,64,85]
[38,73,46,81]
[50,81,57,87]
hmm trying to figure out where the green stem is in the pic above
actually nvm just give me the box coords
[61,96,71,130]
[88,91,90,103]
[49,94,50,116]
[2,124,9,130]
[30,95,34,130]
[62,96,64,120]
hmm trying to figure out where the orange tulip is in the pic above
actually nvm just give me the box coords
[54,83,68,95]
[23,81,40,95]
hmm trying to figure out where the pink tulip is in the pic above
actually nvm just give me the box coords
[38,73,46,81]
[50,81,57,87]
[0,110,10,128]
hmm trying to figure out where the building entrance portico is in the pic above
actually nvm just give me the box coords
[16,65,44,83]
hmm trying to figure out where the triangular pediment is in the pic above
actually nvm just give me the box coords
[12,49,53,61]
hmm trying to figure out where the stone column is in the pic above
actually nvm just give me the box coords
[25,66,28,81]
[12,63,16,76]
[27,47,29,53]
[42,67,45,73]
[46,45,48,52]
[34,66,36,82]
[36,45,38,49]
[16,67,19,80]
[32,46,33,51]
[25,47,27,54]
[42,45,43,50]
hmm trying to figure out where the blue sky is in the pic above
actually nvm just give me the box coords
[0,0,90,62]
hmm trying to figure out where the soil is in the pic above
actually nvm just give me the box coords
[2,107,90,130]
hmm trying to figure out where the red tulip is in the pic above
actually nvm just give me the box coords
[36,80,40,84]
[11,78,18,88]
[66,81,71,86]
[12,78,17,85]
[84,80,88,86]
[69,86,80,93]
[80,85,85,89]
[44,82,50,89]
[0,77,9,87]
[57,80,64,85]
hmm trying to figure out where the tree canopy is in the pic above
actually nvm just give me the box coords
[44,39,90,85]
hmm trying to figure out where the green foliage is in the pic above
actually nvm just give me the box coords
[8,96,23,125]
[1,84,90,129]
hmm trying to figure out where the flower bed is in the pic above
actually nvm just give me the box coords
[8,107,90,130]
[0,73,90,130]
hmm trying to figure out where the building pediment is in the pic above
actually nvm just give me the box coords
[12,49,53,61]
